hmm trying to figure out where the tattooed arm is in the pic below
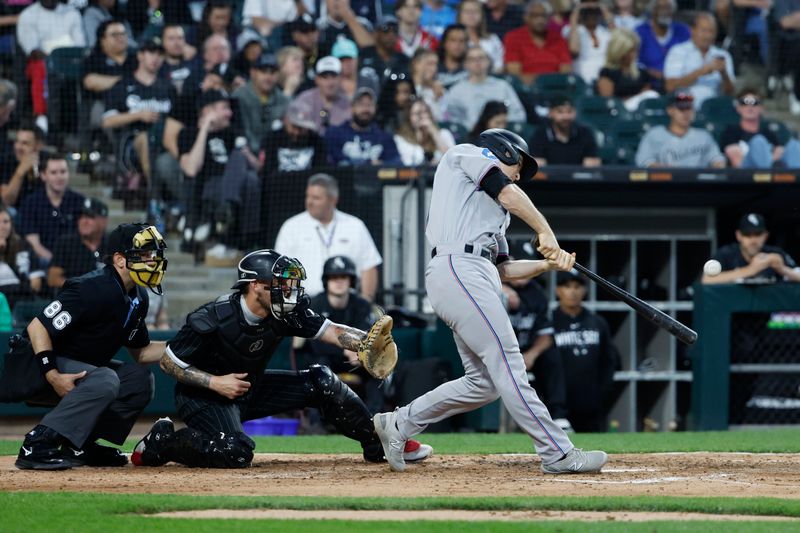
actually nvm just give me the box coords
[319,322,367,351]
[159,351,250,400]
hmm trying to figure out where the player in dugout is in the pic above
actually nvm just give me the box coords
[132,250,432,468]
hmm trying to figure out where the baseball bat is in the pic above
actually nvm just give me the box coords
[572,262,698,345]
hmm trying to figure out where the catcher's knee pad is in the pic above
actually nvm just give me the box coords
[165,428,255,468]
[306,365,374,443]
[212,431,255,468]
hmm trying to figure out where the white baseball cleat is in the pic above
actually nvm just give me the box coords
[541,448,608,474]
[373,411,406,472]
[404,440,433,463]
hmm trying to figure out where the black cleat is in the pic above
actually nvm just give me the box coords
[65,441,128,467]
[131,417,174,466]
[15,425,74,471]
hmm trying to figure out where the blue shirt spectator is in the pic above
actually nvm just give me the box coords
[421,0,457,38]
[635,0,689,88]
[325,87,400,166]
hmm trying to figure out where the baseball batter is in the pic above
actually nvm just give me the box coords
[373,129,608,473]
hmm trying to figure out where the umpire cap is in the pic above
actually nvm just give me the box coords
[322,255,357,289]
[478,128,539,181]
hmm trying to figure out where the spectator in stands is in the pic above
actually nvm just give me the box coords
[84,0,132,49]
[195,34,244,92]
[505,0,572,85]
[196,0,238,50]
[553,269,620,432]
[440,46,526,131]
[160,24,198,96]
[635,91,726,167]
[275,173,382,299]
[703,213,800,284]
[178,90,260,254]
[458,0,505,74]
[564,1,614,84]
[664,12,734,108]
[0,3,24,57]
[468,100,509,142]
[47,198,108,290]
[332,38,362,99]
[485,0,525,39]
[0,80,16,166]
[83,20,135,114]
[1,125,45,210]
[410,48,444,119]
[396,0,439,57]
[548,0,573,36]
[287,14,322,81]
[394,99,455,165]
[531,94,600,166]
[242,0,304,38]
[317,0,377,56]
[311,0,384,23]
[232,29,266,80]
[102,38,177,185]
[635,0,690,90]
[302,255,385,412]
[774,0,800,114]
[17,0,86,134]
[376,73,417,132]
[232,53,289,152]
[126,0,193,44]
[436,24,469,90]
[360,16,410,83]
[597,28,659,112]
[261,99,327,176]
[0,205,44,309]
[294,56,352,135]
[325,87,400,166]
[613,0,644,30]
[721,88,800,168]
[18,154,85,266]
[277,46,309,99]
[421,0,457,39]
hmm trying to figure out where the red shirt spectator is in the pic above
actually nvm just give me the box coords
[504,0,571,85]
[395,0,439,57]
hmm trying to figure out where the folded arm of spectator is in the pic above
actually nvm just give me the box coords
[101,109,160,130]
[25,233,51,263]
[83,73,121,93]
[162,117,183,158]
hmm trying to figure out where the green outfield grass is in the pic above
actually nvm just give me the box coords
[3,428,800,456]
[2,492,800,533]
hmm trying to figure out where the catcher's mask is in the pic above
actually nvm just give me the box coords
[107,223,168,295]
[232,250,307,319]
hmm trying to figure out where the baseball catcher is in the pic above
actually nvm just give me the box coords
[132,249,430,468]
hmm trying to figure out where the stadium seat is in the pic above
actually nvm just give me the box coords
[496,74,537,117]
[762,119,794,145]
[575,95,631,131]
[604,119,646,163]
[532,73,591,105]
[507,121,536,145]
[46,46,87,81]
[46,46,89,148]
[697,96,738,126]
[439,121,469,143]
[635,97,669,120]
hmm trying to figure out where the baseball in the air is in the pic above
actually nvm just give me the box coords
[704,259,722,277]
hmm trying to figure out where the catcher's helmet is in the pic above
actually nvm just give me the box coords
[232,249,307,319]
[106,223,168,295]
[478,128,539,181]
[322,255,357,290]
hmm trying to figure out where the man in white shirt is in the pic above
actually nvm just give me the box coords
[275,173,382,300]
[663,12,734,108]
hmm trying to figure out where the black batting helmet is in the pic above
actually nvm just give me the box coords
[478,128,539,181]
[322,255,357,290]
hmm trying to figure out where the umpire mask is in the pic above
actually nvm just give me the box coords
[269,255,306,319]
[125,225,168,294]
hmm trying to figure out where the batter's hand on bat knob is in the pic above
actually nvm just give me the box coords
[536,233,561,260]
[548,251,576,272]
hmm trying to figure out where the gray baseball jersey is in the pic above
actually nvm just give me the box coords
[393,143,574,464]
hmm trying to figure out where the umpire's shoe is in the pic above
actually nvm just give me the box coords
[373,411,406,472]
[65,441,128,467]
[131,417,174,466]
[15,425,74,471]
[541,448,608,474]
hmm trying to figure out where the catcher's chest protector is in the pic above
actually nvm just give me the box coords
[211,297,282,376]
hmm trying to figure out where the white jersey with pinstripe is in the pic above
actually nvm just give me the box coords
[393,143,575,464]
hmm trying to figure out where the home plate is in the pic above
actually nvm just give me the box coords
[549,476,692,484]
[603,468,658,473]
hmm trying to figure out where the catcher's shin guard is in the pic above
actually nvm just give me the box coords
[306,364,375,444]
[162,428,255,468]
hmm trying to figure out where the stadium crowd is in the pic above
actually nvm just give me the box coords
[0,0,798,323]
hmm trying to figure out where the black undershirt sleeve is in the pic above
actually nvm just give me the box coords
[479,167,513,199]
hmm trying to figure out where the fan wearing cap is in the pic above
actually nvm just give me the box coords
[702,214,800,284]
[635,92,725,168]
[359,16,410,84]
[232,53,289,152]
[287,13,321,78]
[552,269,620,433]
[529,94,599,167]
[48,198,109,290]
[370,129,610,475]
[10,223,168,471]
[261,98,328,177]
[102,38,178,184]
[316,0,378,57]
[294,56,352,135]
[324,86,400,166]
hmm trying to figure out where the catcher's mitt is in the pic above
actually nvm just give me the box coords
[357,314,398,379]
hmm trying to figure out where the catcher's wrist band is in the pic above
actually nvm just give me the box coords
[36,350,57,375]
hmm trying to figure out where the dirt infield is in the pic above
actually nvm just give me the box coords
[2,452,800,500]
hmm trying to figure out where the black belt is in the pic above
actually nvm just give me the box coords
[431,244,493,261]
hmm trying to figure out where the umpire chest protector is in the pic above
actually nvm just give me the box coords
[189,294,281,377]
